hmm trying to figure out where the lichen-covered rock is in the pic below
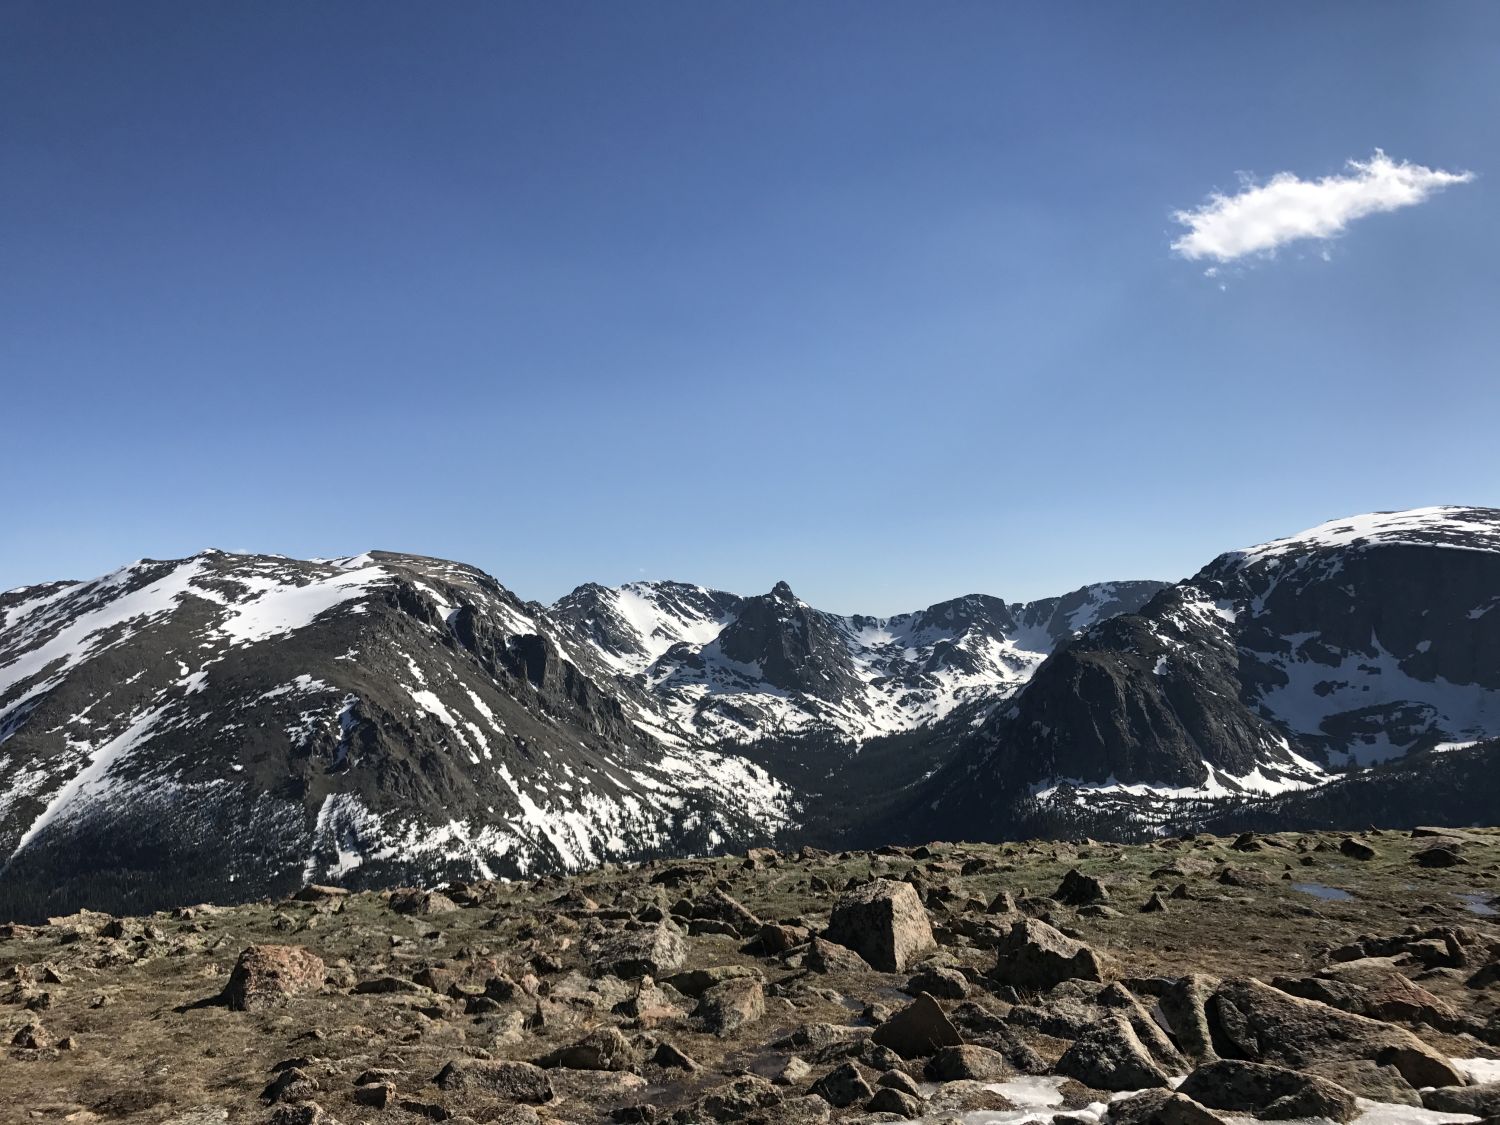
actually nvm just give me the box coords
[822,880,935,973]
[992,917,1112,990]
[1054,1016,1171,1092]
[1177,1061,1358,1122]
[222,945,326,1011]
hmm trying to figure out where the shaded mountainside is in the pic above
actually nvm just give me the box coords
[904,507,1500,842]
[552,576,1167,746]
[0,551,791,920]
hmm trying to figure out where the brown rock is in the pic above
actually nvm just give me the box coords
[223,945,326,1012]
[433,1059,554,1102]
[695,977,766,1036]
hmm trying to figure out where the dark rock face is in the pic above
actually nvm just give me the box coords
[992,917,1113,990]
[909,506,1500,841]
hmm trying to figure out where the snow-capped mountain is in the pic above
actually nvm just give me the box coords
[909,506,1500,838]
[550,578,1167,745]
[0,550,791,917]
[0,547,1160,917]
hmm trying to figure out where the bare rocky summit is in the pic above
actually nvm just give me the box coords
[4,828,1499,1124]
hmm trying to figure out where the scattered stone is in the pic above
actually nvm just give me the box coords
[1140,892,1169,914]
[540,1027,637,1070]
[592,923,688,979]
[927,1044,1010,1081]
[389,887,459,914]
[353,1082,396,1109]
[11,1021,49,1049]
[1422,1083,1500,1116]
[807,937,871,974]
[865,1087,923,1118]
[1339,838,1376,861]
[905,965,969,1000]
[1053,869,1110,906]
[432,1059,553,1102]
[1104,1089,1225,1124]
[695,976,766,1036]
[822,880,937,973]
[652,1041,698,1070]
[1415,846,1467,867]
[774,1056,812,1085]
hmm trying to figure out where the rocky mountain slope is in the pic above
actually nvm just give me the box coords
[0,551,792,919]
[5,505,1500,917]
[3,832,1498,1125]
[909,506,1500,840]
[551,578,1166,746]
[0,550,1160,918]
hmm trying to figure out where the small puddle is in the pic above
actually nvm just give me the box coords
[1291,882,1353,902]
[1458,892,1498,917]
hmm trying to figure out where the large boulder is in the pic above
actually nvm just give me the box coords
[1177,1060,1358,1122]
[590,923,687,979]
[993,917,1112,990]
[822,880,935,973]
[222,945,325,1012]
[1207,977,1467,1094]
[1053,1015,1171,1092]
[538,1028,637,1071]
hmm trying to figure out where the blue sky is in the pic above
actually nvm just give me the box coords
[3,2,1497,613]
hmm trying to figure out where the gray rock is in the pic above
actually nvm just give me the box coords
[1053,1016,1171,1092]
[1177,1060,1358,1122]
[993,917,1112,990]
[871,992,963,1059]
[823,880,937,973]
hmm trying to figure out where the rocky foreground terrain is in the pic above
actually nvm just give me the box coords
[5,829,1500,1125]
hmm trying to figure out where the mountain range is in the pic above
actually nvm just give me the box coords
[2,505,1498,917]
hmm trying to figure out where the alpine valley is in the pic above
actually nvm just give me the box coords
[3,506,1499,918]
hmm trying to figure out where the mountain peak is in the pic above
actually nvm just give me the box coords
[769,580,796,601]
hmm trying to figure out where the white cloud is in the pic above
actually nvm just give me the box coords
[1171,150,1474,263]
